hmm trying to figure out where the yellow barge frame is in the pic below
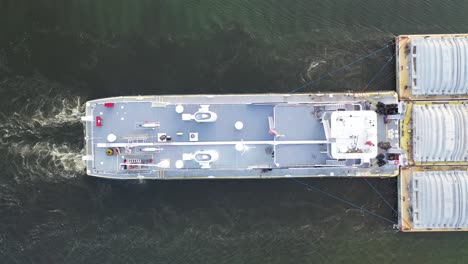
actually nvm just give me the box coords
[396,34,468,232]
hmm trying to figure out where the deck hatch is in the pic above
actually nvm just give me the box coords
[412,103,468,162]
[410,170,468,229]
[410,37,468,95]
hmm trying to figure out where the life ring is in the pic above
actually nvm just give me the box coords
[394,160,399,165]
[105,148,114,156]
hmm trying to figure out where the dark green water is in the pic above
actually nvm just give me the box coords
[1,0,468,263]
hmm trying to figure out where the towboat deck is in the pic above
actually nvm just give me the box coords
[82,92,400,179]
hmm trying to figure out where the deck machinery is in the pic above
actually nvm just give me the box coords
[82,34,468,232]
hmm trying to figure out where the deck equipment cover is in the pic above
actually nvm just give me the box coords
[410,170,468,229]
[410,37,468,96]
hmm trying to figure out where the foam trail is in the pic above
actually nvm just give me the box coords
[0,96,85,140]
[0,97,84,179]
[6,141,84,181]
[31,96,85,127]
[0,81,86,180]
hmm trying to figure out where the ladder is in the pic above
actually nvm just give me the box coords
[157,170,165,179]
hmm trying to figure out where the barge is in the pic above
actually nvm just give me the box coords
[81,34,468,232]
[396,34,468,232]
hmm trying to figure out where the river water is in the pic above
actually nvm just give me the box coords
[1,0,468,263]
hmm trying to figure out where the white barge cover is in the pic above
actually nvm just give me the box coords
[412,103,468,162]
[410,170,468,229]
[410,37,468,95]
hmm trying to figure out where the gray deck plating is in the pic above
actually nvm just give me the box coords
[82,92,400,179]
